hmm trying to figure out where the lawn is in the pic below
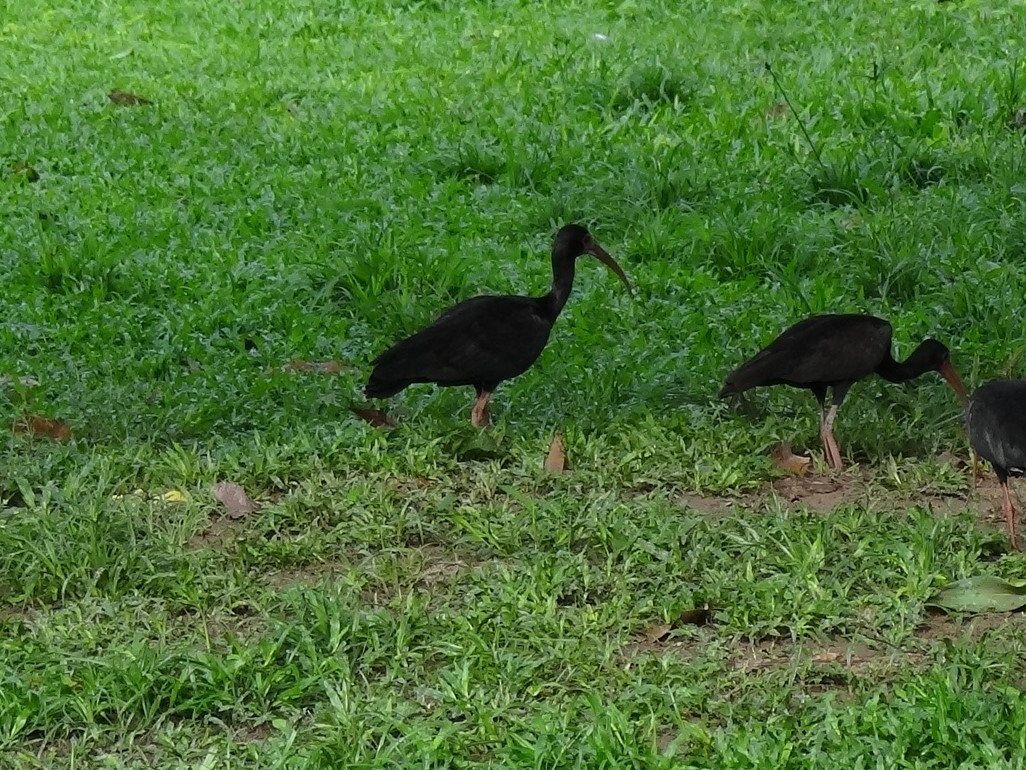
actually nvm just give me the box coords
[3,0,1026,766]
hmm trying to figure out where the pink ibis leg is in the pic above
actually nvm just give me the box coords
[1001,479,1018,550]
[819,404,843,470]
[470,390,492,429]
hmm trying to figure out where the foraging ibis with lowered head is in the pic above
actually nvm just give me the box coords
[365,224,632,427]
[965,380,1026,548]
[719,314,969,469]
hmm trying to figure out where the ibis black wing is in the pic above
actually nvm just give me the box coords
[719,314,892,395]
[365,295,554,397]
[967,380,1026,473]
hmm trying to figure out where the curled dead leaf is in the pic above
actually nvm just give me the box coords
[108,89,152,106]
[211,481,260,519]
[543,432,567,473]
[350,405,397,429]
[12,415,71,441]
[770,442,811,476]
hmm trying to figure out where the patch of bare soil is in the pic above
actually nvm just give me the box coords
[674,491,735,516]
[188,515,246,550]
[261,560,351,590]
[725,636,925,676]
[257,546,474,605]
[417,544,469,588]
[918,608,1026,642]
[675,457,1022,537]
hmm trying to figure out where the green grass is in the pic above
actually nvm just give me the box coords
[3,0,1026,766]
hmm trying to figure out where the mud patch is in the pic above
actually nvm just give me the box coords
[769,475,847,511]
[675,491,735,516]
[918,608,1026,642]
[673,457,1015,536]
[188,516,246,550]
[417,544,469,588]
[262,560,351,590]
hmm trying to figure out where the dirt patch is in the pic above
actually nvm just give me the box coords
[417,544,469,588]
[257,546,476,603]
[768,475,848,511]
[188,515,247,550]
[673,460,1020,536]
[725,636,925,675]
[918,608,1026,642]
[674,491,735,516]
[261,560,351,590]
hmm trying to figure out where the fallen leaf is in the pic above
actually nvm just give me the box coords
[350,406,397,429]
[108,89,152,106]
[543,433,567,473]
[159,490,187,503]
[644,623,673,643]
[12,415,71,441]
[279,359,348,374]
[211,481,260,519]
[12,162,39,182]
[926,576,1026,613]
[770,442,811,476]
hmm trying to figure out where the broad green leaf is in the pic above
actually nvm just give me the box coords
[926,576,1026,613]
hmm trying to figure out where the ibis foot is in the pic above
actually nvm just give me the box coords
[819,405,844,470]
[471,390,492,429]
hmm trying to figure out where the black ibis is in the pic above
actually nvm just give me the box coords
[965,380,1026,548]
[718,314,969,469]
[364,224,632,427]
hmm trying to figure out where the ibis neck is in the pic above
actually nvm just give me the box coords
[541,254,576,320]
[876,350,930,383]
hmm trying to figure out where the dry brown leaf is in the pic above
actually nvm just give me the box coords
[770,442,811,476]
[543,433,567,473]
[350,406,397,429]
[278,359,348,375]
[644,623,673,644]
[108,89,152,106]
[211,481,260,519]
[12,415,71,441]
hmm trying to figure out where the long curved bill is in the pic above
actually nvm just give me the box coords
[587,241,633,295]
[939,360,969,406]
